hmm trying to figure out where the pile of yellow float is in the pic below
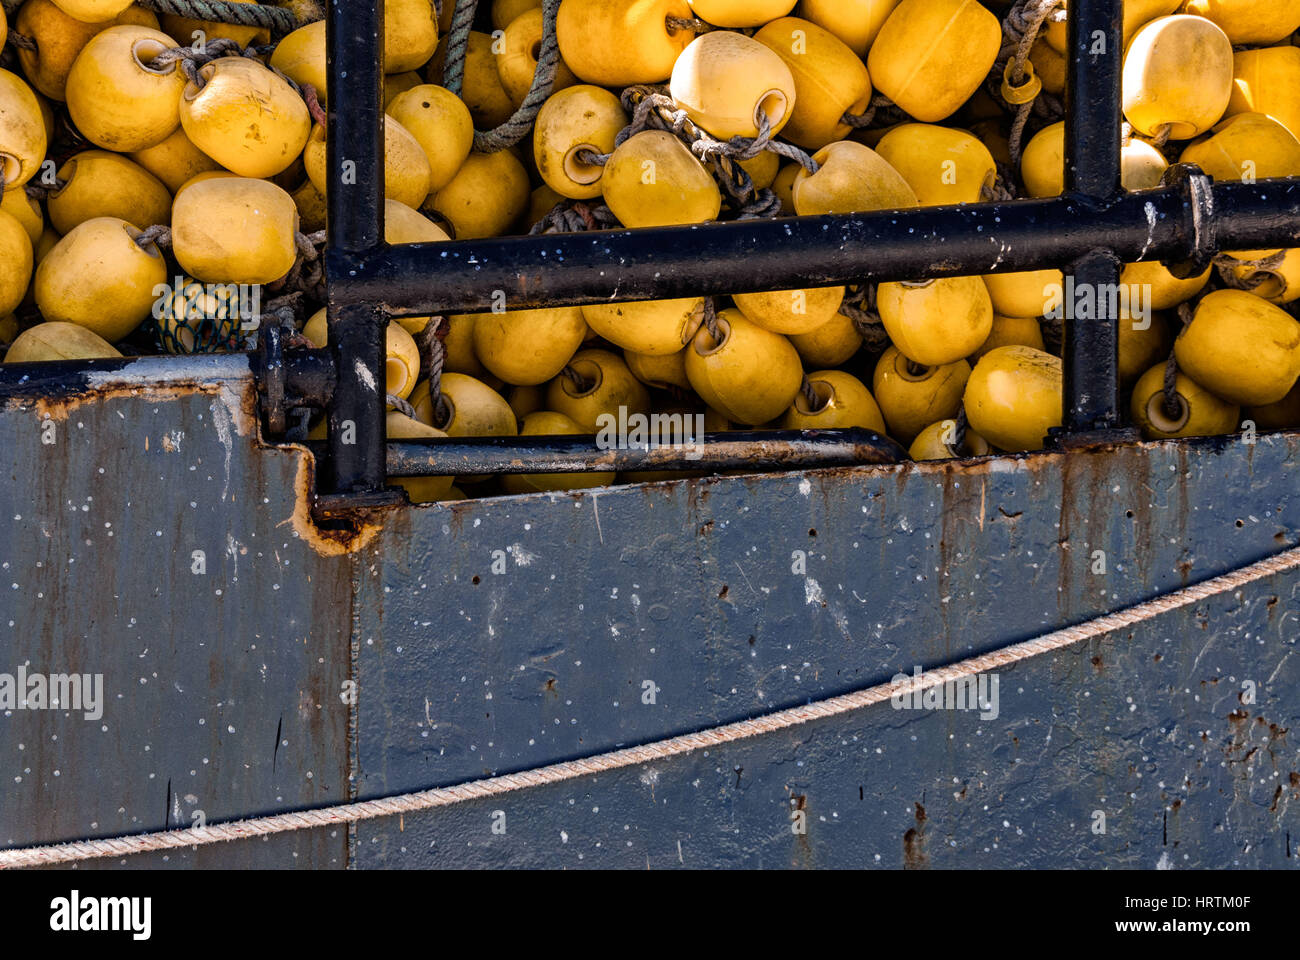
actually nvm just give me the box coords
[2,0,1300,502]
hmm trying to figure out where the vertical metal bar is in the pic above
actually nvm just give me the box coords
[325,0,387,494]
[1062,0,1124,433]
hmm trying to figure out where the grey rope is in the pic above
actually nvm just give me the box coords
[841,95,897,130]
[529,199,618,235]
[1162,302,1195,420]
[444,0,563,153]
[134,224,172,250]
[1213,250,1288,293]
[561,364,591,392]
[414,318,451,427]
[838,286,890,352]
[991,0,1067,170]
[5,31,35,52]
[134,0,302,37]
[800,374,825,412]
[700,297,722,341]
[665,16,712,34]
[388,394,419,420]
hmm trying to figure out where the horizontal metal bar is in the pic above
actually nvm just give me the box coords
[0,353,253,399]
[381,430,907,477]
[331,179,1300,316]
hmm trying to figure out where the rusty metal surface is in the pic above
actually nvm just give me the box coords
[0,366,1296,867]
[0,357,353,868]
[349,433,1299,867]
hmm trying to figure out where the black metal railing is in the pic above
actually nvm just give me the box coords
[315,0,1300,509]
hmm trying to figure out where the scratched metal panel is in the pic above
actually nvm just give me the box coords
[0,357,352,869]
[354,561,1300,868]
[350,434,1300,867]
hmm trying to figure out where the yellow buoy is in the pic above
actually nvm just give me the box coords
[533,84,627,200]
[503,411,617,494]
[582,297,704,355]
[1120,260,1210,311]
[875,124,997,206]
[388,85,476,192]
[797,0,900,57]
[496,7,579,106]
[752,17,871,150]
[34,216,166,343]
[386,410,455,504]
[47,150,172,235]
[877,277,993,366]
[556,0,694,87]
[781,369,887,433]
[0,68,46,192]
[130,126,225,194]
[64,25,184,152]
[473,306,588,386]
[685,308,802,425]
[788,309,863,367]
[1130,363,1240,439]
[964,345,1063,452]
[1020,121,1168,198]
[1117,310,1172,386]
[732,287,844,336]
[427,148,531,238]
[270,20,328,104]
[970,314,1046,363]
[180,56,311,178]
[545,348,653,432]
[669,30,797,140]
[413,373,519,437]
[793,140,917,215]
[385,197,452,243]
[4,320,122,363]
[0,209,33,317]
[1226,46,1300,143]
[0,187,42,246]
[302,310,423,402]
[601,130,721,228]
[49,0,132,23]
[909,419,991,460]
[1180,112,1300,182]
[171,176,299,285]
[384,0,439,74]
[14,0,139,102]
[1175,288,1300,406]
[625,347,692,391]
[871,345,971,443]
[431,30,514,129]
[1122,15,1232,141]
[867,0,1001,123]
[494,0,541,31]
[302,117,433,209]
[1245,379,1300,431]
[981,269,1062,320]
[1182,0,1300,46]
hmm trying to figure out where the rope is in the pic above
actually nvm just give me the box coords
[5,543,1298,869]
[991,0,1067,170]
[387,394,419,420]
[1161,302,1195,420]
[134,0,302,38]
[838,286,890,352]
[799,374,825,412]
[665,15,712,34]
[528,199,618,235]
[1214,249,1288,293]
[414,318,450,426]
[5,31,35,52]
[443,0,562,153]
[700,297,722,342]
[952,404,969,453]
[134,224,172,250]
[841,95,897,131]
[560,364,591,392]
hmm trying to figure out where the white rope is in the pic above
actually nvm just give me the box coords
[4,544,1299,870]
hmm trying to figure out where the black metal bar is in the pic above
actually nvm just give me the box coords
[333,180,1300,316]
[1065,0,1123,202]
[383,430,907,477]
[326,301,389,495]
[1061,0,1125,433]
[324,0,386,494]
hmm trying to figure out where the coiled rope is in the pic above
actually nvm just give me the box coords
[443,0,562,153]
[992,0,1067,170]
[134,0,302,37]
[3,542,1298,869]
